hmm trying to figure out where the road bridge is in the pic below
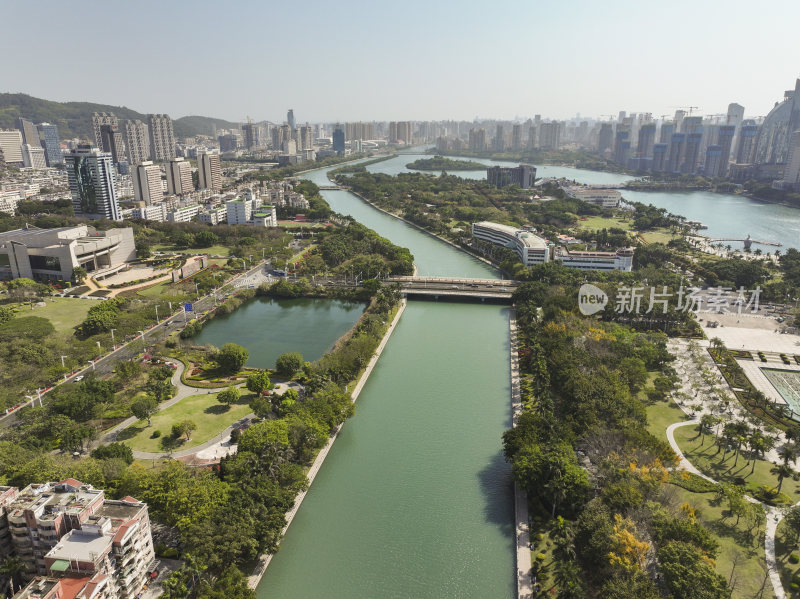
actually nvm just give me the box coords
[386,276,519,302]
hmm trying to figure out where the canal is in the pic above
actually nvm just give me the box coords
[255,161,515,598]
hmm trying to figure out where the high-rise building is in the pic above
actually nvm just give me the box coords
[17,117,39,148]
[735,121,759,164]
[778,129,800,191]
[511,124,522,150]
[197,150,221,191]
[727,103,745,127]
[92,113,118,149]
[332,125,345,153]
[36,123,62,166]
[493,124,505,151]
[271,125,284,150]
[486,164,536,189]
[527,125,537,149]
[218,133,239,152]
[166,157,193,196]
[287,109,295,130]
[389,121,413,144]
[132,161,162,205]
[715,125,736,177]
[614,129,630,165]
[597,123,613,153]
[21,144,47,169]
[299,125,314,150]
[681,116,703,134]
[652,143,668,172]
[667,133,686,173]
[0,130,24,164]
[659,122,675,143]
[242,122,261,149]
[704,145,722,177]
[682,132,703,174]
[99,124,126,165]
[636,123,656,158]
[148,114,175,161]
[125,120,150,165]
[469,128,487,151]
[65,145,121,220]
[538,122,561,150]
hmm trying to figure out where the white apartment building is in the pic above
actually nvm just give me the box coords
[226,198,253,225]
[198,205,227,224]
[197,150,221,191]
[166,204,200,223]
[125,120,150,165]
[148,114,175,161]
[0,193,20,215]
[557,248,634,271]
[131,204,166,222]
[253,204,277,227]
[166,157,193,196]
[0,130,24,164]
[131,161,162,205]
[21,144,47,170]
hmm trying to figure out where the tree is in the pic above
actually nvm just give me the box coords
[0,556,26,595]
[771,463,796,491]
[146,379,175,403]
[658,541,730,598]
[217,343,249,374]
[72,266,87,284]
[249,396,272,419]
[131,397,159,426]
[699,414,717,445]
[275,352,303,378]
[194,230,219,248]
[217,386,240,407]
[0,305,14,325]
[91,442,134,465]
[195,564,256,599]
[245,371,272,395]
[115,360,142,382]
[783,505,800,544]
[172,420,197,441]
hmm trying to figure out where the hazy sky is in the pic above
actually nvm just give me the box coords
[4,0,800,123]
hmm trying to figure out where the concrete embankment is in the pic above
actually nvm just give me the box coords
[509,308,534,599]
[247,298,407,589]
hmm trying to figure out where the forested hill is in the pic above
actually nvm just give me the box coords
[0,93,239,139]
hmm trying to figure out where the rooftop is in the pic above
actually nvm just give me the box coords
[48,528,111,564]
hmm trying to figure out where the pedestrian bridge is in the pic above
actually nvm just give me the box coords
[386,276,519,302]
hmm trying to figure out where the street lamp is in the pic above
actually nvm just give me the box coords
[110,328,116,349]
[138,330,145,339]
[88,360,95,371]
[155,305,159,323]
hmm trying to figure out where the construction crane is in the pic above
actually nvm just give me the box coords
[673,106,700,115]
[599,114,615,121]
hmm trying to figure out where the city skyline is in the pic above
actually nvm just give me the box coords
[3,0,800,123]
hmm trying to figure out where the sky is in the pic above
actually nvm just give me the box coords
[4,0,800,124]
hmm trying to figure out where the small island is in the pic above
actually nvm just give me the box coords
[406,156,487,171]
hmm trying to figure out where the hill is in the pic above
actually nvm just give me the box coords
[0,93,239,140]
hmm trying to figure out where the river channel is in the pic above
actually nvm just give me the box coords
[255,160,515,598]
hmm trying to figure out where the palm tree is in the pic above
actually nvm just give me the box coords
[0,556,25,595]
[771,463,795,492]
[699,414,717,445]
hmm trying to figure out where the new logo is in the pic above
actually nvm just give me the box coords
[578,284,608,316]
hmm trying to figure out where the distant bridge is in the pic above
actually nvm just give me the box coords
[708,235,782,249]
[317,185,342,190]
[386,276,519,302]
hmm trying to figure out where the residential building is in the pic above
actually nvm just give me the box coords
[682,132,703,174]
[715,125,736,177]
[124,120,150,165]
[666,133,686,173]
[0,486,17,560]
[659,122,675,143]
[736,121,759,164]
[652,143,668,172]
[65,145,121,220]
[557,247,634,271]
[0,130,24,164]
[299,125,314,150]
[511,124,522,150]
[472,221,550,266]
[197,150,221,191]
[99,125,126,166]
[538,122,561,150]
[218,133,238,152]
[226,198,253,225]
[21,145,47,170]
[92,113,118,149]
[468,128,486,151]
[242,123,261,149]
[131,204,166,222]
[148,114,175,161]
[166,204,200,223]
[0,225,135,281]
[332,126,345,154]
[486,164,537,189]
[637,123,656,158]
[17,118,40,148]
[37,123,62,166]
[0,194,18,215]
[131,161,162,205]
[198,205,226,224]
[613,129,630,165]
[597,123,613,153]
[252,204,277,227]
[166,157,193,196]
[776,129,800,191]
[704,145,722,177]
[493,125,505,151]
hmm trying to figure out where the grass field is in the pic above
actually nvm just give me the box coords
[21,298,93,334]
[118,391,253,453]
[667,484,774,598]
[641,228,680,244]
[573,215,633,231]
[645,398,688,440]
[673,425,800,503]
[153,244,231,257]
[775,518,800,597]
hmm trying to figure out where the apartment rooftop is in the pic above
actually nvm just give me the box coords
[49,527,112,564]
[8,481,103,522]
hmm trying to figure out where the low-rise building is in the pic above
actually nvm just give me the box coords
[563,187,621,208]
[166,204,200,223]
[131,204,166,222]
[471,221,550,266]
[556,247,634,271]
[198,205,227,225]
[486,164,537,189]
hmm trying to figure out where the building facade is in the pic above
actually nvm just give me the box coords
[65,146,121,220]
[131,161,162,205]
[0,130,24,165]
[92,113,118,150]
[147,114,175,161]
[197,150,221,191]
[166,157,193,196]
[485,164,536,189]
[124,120,150,165]
[37,123,62,166]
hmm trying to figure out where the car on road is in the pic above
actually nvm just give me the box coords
[74,375,84,382]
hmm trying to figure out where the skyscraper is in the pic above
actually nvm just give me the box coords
[287,109,296,131]
[636,123,656,158]
[469,128,486,151]
[37,123,61,166]
[17,117,39,148]
[92,112,118,149]
[652,143,668,172]
[242,122,261,149]
[99,124,126,165]
[597,123,613,153]
[166,157,193,196]
[538,122,561,150]
[197,150,222,191]
[614,129,630,165]
[65,145,121,220]
[21,144,47,169]
[124,120,150,165]
[300,125,314,150]
[148,114,175,161]
[132,161,163,204]
[704,145,722,177]
[682,132,703,174]
[510,124,521,151]
[736,121,759,164]
[332,125,345,154]
[493,124,505,151]
[667,133,686,173]
[659,122,675,143]
[715,125,736,177]
[779,129,800,191]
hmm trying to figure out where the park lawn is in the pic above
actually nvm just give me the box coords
[640,228,680,244]
[667,484,775,598]
[573,215,632,231]
[645,398,688,440]
[289,244,317,264]
[119,391,253,453]
[153,243,231,257]
[775,518,800,596]
[673,425,800,503]
[21,297,93,334]
[136,281,173,298]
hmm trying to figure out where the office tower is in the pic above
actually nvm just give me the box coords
[197,150,221,191]
[21,144,47,169]
[132,161,162,205]
[715,125,736,177]
[287,109,295,130]
[279,124,291,147]
[92,112,118,148]
[332,125,345,153]
[299,125,314,150]
[242,122,260,149]
[597,123,613,153]
[735,121,758,163]
[0,130,24,164]
[682,132,703,174]
[652,143,668,172]
[99,124,126,165]
[637,123,656,157]
[613,129,630,165]
[780,130,800,190]
[65,145,121,220]
[538,122,561,150]
[166,157,193,196]
[17,117,39,148]
[704,145,722,177]
[125,120,150,165]
[667,133,686,173]
[469,128,487,151]
[36,123,62,166]
[148,114,175,161]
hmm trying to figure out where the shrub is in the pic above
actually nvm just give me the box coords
[535,553,546,562]
[151,430,161,439]
[162,547,179,558]
[229,428,241,443]
[789,553,799,564]
[669,471,718,493]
